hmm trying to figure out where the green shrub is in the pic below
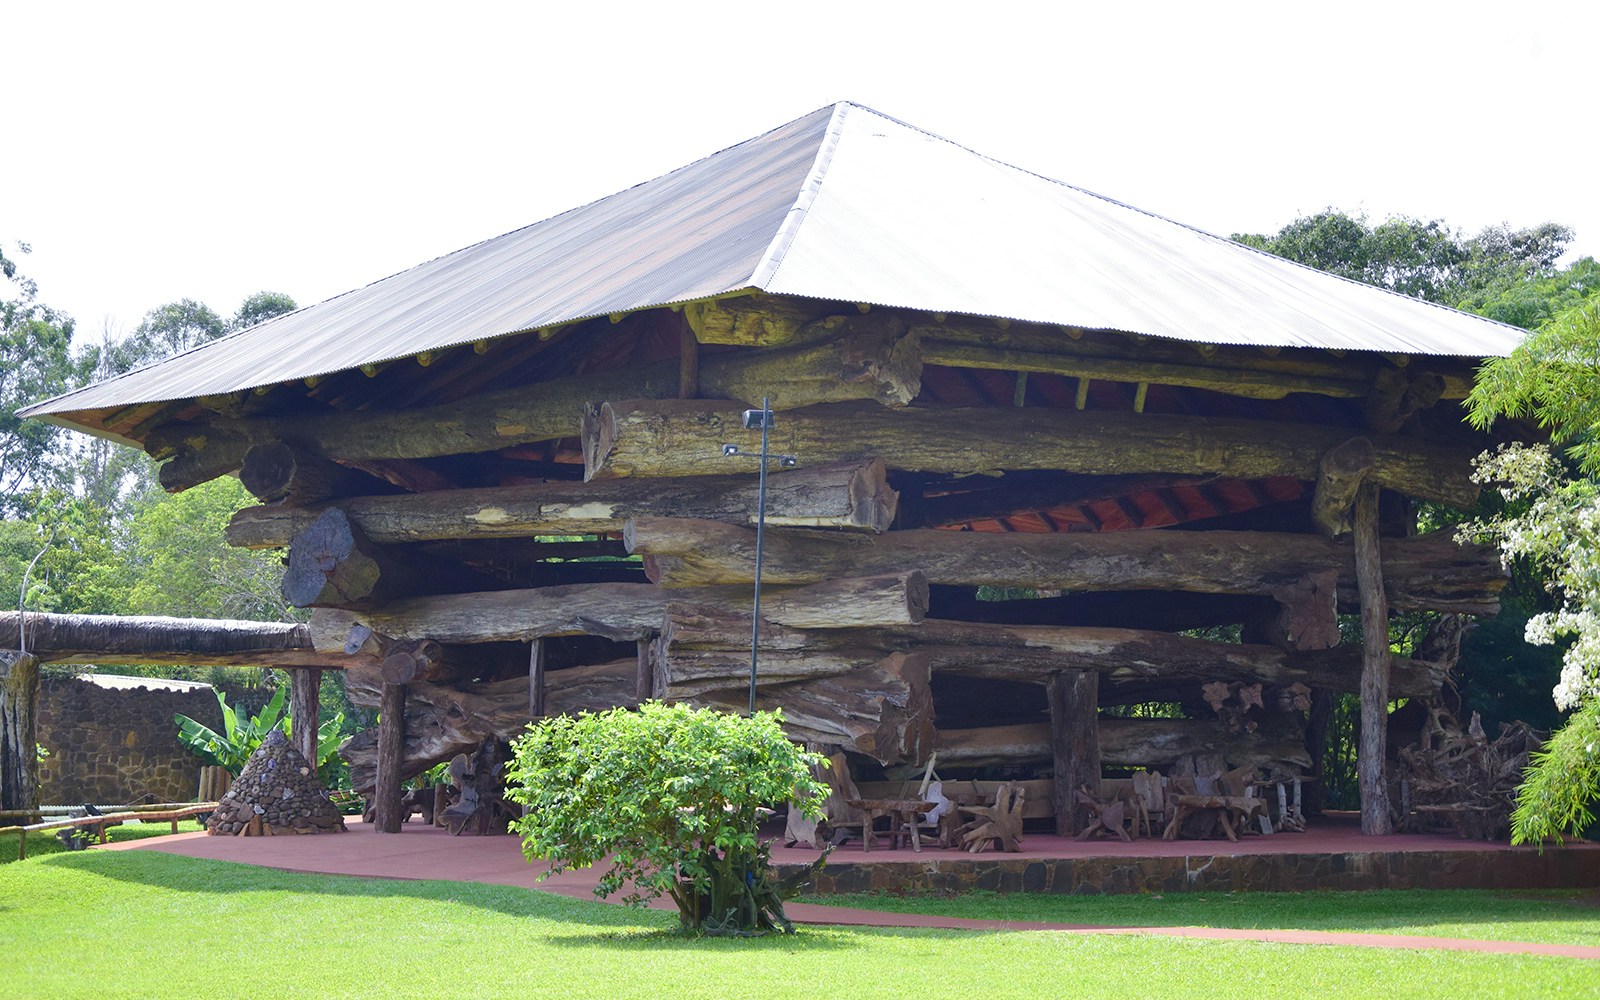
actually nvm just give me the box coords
[505,701,828,935]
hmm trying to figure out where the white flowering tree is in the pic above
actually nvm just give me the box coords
[1466,299,1600,842]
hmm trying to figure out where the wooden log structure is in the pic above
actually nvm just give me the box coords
[12,149,1522,844]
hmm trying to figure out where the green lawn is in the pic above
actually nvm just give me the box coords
[0,819,206,864]
[1,852,1593,999]
[804,888,1600,947]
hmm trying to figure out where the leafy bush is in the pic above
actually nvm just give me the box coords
[505,701,828,935]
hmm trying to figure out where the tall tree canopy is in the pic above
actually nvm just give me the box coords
[1233,212,1575,307]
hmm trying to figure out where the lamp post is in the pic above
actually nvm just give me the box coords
[721,396,796,716]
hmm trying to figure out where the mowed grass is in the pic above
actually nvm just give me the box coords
[0,818,206,864]
[804,887,1600,947]
[1,852,1594,1000]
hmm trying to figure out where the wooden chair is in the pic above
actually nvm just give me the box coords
[1131,770,1166,839]
[955,781,1026,853]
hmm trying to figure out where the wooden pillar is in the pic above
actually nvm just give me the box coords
[635,639,653,703]
[374,681,406,833]
[528,638,545,718]
[679,323,700,399]
[1048,669,1100,836]
[289,667,323,768]
[1353,482,1394,834]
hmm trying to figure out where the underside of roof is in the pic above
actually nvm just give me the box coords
[22,101,1525,425]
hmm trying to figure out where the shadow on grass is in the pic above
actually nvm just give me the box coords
[31,850,859,948]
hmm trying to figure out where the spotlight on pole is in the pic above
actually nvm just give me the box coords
[720,396,796,717]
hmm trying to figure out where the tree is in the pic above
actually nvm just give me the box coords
[505,702,828,935]
[1234,212,1573,306]
[231,291,297,332]
[1464,298,1600,843]
[0,242,83,512]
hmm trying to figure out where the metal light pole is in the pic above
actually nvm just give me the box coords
[721,396,796,716]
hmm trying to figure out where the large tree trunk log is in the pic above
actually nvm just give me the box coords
[1354,482,1394,834]
[0,651,41,812]
[655,610,1450,700]
[625,518,1506,615]
[938,718,1312,772]
[239,442,396,505]
[689,652,935,765]
[0,611,370,668]
[1311,437,1374,538]
[584,399,1479,506]
[282,508,425,610]
[226,458,898,549]
[1049,670,1099,836]
[374,680,406,833]
[289,667,322,767]
[148,326,923,492]
[307,573,929,650]
[341,659,639,790]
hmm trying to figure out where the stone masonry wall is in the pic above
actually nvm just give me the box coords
[36,676,224,805]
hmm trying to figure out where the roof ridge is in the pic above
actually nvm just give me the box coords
[747,102,851,290]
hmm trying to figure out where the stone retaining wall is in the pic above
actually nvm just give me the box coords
[791,846,1600,896]
[36,676,224,805]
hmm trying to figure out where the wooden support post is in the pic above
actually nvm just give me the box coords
[1353,481,1394,834]
[529,638,546,718]
[289,667,322,768]
[1048,669,1100,837]
[679,323,700,399]
[635,639,653,703]
[374,681,406,833]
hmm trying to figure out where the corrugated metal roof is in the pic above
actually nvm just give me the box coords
[22,101,1524,420]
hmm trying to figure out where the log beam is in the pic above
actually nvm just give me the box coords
[308,573,929,651]
[281,508,423,610]
[585,400,1480,507]
[0,611,372,669]
[938,719,1312,772]
[227,458,898,549]
[625,518,1506,616]
[239,442,393,505]
[655,609,1451,701]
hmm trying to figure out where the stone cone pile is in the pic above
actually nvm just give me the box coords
[206,730,346,836]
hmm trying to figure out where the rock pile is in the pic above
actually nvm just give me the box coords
[205,730,346,836]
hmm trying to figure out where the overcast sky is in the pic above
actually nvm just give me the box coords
[7,3,1594,340]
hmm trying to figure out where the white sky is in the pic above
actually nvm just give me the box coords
[7,2,1595,340]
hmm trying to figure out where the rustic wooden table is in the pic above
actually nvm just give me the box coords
[845,798,937,852]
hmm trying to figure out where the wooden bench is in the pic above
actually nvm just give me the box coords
[0,803,216,860]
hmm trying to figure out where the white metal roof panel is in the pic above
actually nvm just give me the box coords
[22,101,1524,422]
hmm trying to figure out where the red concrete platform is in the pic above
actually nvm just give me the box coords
[107,813,1600,958]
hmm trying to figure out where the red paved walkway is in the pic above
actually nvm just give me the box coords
[110,817,1600,960]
